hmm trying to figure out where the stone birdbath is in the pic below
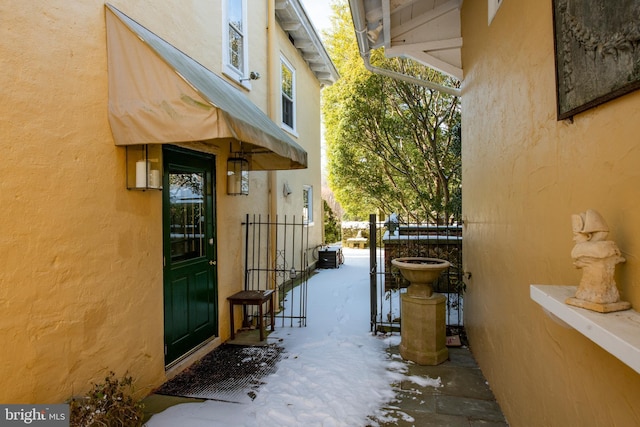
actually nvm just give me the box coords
[392,257,451,365]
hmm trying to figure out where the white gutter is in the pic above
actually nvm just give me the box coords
[348,0,461,97]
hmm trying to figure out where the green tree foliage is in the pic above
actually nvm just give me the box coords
[322,1,461,222]
[323,199,341,244]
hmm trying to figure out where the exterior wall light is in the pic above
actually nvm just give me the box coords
[240,71,261,82]
[126,145,163,190]
[227,157,249,195]
[283,182,292,197]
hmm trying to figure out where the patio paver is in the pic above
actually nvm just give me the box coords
[376,346,508,426]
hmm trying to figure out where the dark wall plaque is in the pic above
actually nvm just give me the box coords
[553,0,640,120]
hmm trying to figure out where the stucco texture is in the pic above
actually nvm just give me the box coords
[0,0,168,402]
[461,1,640,426]
[275,23,324,249]
[1,0,324,404]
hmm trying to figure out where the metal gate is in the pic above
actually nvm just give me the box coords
[369,213,464,334]
[243,214,309,328]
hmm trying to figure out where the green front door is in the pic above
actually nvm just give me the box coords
[163,146,217,365]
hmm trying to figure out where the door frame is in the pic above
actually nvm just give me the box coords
[162,145,218,365]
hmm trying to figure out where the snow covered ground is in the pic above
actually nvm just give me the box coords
[146,247,440,427]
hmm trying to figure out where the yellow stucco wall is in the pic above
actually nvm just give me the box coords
[0,0,323,403]
[1,0,167,402]
[461,1,640,425]
[275,24,325,253]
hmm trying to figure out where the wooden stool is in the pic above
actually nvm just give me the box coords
[227,290,275,342]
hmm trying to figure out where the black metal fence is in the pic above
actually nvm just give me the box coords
[369,213,464,333]
[243,214,309,328]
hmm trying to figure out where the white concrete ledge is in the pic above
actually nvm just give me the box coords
[530,284,640,374]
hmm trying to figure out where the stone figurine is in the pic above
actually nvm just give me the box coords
[566,209,631,312]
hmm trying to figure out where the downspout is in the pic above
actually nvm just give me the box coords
[267,0,278,219]
[349,0,461,97]
[267,0,278,290]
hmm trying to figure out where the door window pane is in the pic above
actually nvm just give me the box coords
[169,173,205,262]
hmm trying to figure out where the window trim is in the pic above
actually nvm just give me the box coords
[280,55,296,133]
[303,185,313,225]
[223,0,249,86]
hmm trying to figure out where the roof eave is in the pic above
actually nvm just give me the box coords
[275,0,340,85]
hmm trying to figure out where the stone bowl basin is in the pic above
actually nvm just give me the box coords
[391,257,451,298]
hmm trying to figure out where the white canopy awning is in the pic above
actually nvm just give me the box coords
[105,4,307,170]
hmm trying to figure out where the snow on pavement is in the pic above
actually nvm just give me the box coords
[146,247,437,427]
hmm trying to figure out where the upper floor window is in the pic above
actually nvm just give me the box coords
[281,57,296,131]
[224,0,247,82]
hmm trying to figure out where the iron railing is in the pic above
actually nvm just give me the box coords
[369,213,464,334]
[243,214,309,328]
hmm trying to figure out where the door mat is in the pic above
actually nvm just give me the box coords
[155,344,283,403]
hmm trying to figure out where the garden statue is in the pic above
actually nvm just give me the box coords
[566,209,631,312]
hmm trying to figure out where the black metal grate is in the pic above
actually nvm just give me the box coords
[155,344,283,403]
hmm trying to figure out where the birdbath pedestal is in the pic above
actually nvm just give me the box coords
[391,257,451,365]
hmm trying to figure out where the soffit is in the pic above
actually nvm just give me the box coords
[359,0,463,79]
[274,0,340,86]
